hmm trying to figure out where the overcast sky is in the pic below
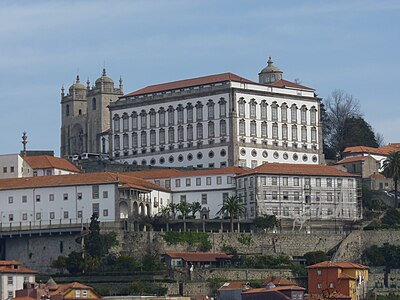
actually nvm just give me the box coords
[0,0,399,155]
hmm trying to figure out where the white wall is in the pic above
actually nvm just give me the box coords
[0,273,35,300]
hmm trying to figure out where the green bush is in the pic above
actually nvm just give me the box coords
[221,244,238,255]
[238,234,252,246]
[125,281,168,296]
[142,253,164,271]
[363,243,400,268]
[240,254,292,269]
[163,232,211,251]
[304,251,328,266]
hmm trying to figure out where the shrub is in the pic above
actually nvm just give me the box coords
[238,234,252,246]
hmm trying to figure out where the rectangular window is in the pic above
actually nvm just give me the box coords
[141,114,147,129]
[251,160,257,169]
[92,203,100,216]
[206,177,211,185]
[327,178,332,187]
[283,177,288,186]
[217,176,222,185]
[293,177,299,186]
[63,193,68,201]
[9,214,14,221]
[49,194,55,201]
[165,180,171,189]
[92,185,100,199]
[337,178,343,187]
[227,176,232,184]
[36,212,41,220]
[150,113,156,127]
[8,292,13,298]
[196,178,201,186]
[8,196,13,204]
[36,195,40,202]
[283,191,289,200]
[187,108,193,123]
[82,290,88,298]
[196,106,203,121]
[50,212,55,219]
[3,167,7,173]
[186,178,191,187]
[159,111,165,126]
[316,178,321,187]
[103,191,108,198]
[175,179,181,187]
[261,176,267,186]
[63,211,69,219]
[271,177,278,186]
[220,102,226,117]
[201,194,207,204]
[327,192,333,201]
[180,195,186,203]
[294,192,300,201]
[22,213,28,221]
[22,195,27,203]
[103,209,109,217]
[76,290,81,298]
[7,276,13,284]
[261,123,267,138]
[316,192,321,201]
[272,191,278,200]
[77,211,83,218]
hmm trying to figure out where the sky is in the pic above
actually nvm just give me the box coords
[0,0,399,155]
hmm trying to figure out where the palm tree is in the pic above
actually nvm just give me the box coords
[383,151,400,208]
[217,195,245,232]
[177,201,192,232]
[168,203,179,220]
[190,202,202,219]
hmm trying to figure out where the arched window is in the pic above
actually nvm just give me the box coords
[159,128,165,144]
[282,124,288,140]
[140,110,147,129]
[159,107,165,127]
[220,120,226,136]
[196,102,203,121]
[150,130,156,146]
[260,100,267,120]
[310,106,317,125]
[281,103,288,122]
[291,105,298,123]
[301,126,307,142]
[249,99,257,118]
[311,127,317,142]
[219,98,226,117]
[141,131,147,147]
[113,114,120,132]
[301,105,308,124]
[168,106,175,126]
[207,100,215,120]
[149,109,156,127]
[197,123,203,139]
[177,105,184,124]
[168,127,175,143]
[66,104,70,116]
[238,98,246,117]
[271,102,279,121]
[178,126,184,142]
[261,122,267,138]
[292,125,298,141]
[272,123,278,139]
[186,103,193,123]
[92,98,97,110]
[122,113,129,132]
[132,132,138,148]
[239,119,245,135]
[187,124,193,141]
[208,121,215,138]
[131,112,138,130]
[250,120,256,136]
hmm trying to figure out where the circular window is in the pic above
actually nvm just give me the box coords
[141,159,147,166]
[283,152,289,160]
[220,149,227,157]
[251,149,257,157]
[312,155,318,163]
[302,154,308,162]
[262,150,268,158]
[293,153,298,161]
[273,151,279,159]
[187,153,193,161]
[197,152,203,159]
[132,160,137,165]
[150,158,156,165]
[169,156,174,163]
[240,148,246,156]
[178,155,184,162]
[159,157,165,164]
[208,151,214,158]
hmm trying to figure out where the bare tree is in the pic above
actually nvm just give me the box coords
[324,89,361,156]
[375,131,385,147]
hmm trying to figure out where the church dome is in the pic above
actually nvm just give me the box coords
[260,57,282,74]
[95,68,114,85]
[69,75,86,92]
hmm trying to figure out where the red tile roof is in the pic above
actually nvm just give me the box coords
[241,163,355,177]
[0,172,167,192]
[0,260,21,266]
[343,144,400,156]
[122,73,255,98]
[336,156,371,164]
[269,79,314,91]
[0,260,36,274]
[166,252,232,262]
[306,261,368,270]
[369,173,385,179]
[242,285,304,294]
[23,156,80,173]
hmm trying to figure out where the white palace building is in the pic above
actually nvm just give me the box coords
[106,57,324,168]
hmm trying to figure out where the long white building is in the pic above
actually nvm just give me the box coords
[107,58,324,168]
[236,163,360,221]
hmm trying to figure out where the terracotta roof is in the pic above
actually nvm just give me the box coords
[342,145,400,156]
[0,260,21,266]
[271,285,305,291]
[23,156,81,173]
[218,282,249,291]
[0,172,167,192]
[306,261,368,270]
[166,252,232,262]
[240,163,356,177]
[263,276,296,286]
[269,79,314,91]
[0,266,36,274]
[336,156,370,164]
[121,73,255,98]
[369,173,386,179]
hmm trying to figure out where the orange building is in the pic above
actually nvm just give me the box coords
[306,262,368,300]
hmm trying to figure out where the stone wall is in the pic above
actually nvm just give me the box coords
[193,268,293,281]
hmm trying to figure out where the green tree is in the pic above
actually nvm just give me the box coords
[85,214,118,259]
[51,256,67,274]
[342,117,379,149]
[253,214,278,231]
[217,195,245,232]
[190,201,202,218]
[304,251,328,266]
[382,151,400,208]
[65,251,85,274]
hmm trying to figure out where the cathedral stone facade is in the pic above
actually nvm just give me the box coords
[60,69,123,157]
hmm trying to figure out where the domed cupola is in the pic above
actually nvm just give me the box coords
[259,56,283,84]
[95,68,114,90]
[69,75,86,93]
